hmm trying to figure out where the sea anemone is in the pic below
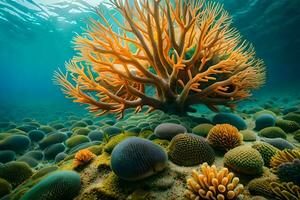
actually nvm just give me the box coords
[207,124,243,151]
[185,162,244,200]
[54,0,265,118]
[73,149,96,168]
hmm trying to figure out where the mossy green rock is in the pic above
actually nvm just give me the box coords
[20,170,81,200]
[275,119,299,133]
[39,132,67,149]
[0,161,32,188]
[66,135,90,149]
[0,135,31,153]
[0,150,16,163]
[103,134,133,154]
[258,127,286,139]
[192,123,214,137]
[224,146,264,175]
[73,127,91,136]
[240,130,257,141]
[0,178,12,198]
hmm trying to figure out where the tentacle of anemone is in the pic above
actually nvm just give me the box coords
[54,0,265,117]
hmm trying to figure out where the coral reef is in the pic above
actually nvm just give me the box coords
[168,133,215,166]
[224,146,264,175]
[186,162,244,200]
[270,149,300,171]
[247,176,278,198]
[270,182,300,200]
[54,0,265,118]
[251,141,279,167]
[207,124,243,151]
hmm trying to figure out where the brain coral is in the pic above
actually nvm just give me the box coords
[224,146,264,175]
[251,141,279,167]
[20,170,81,200]
[168,133,215,166]
[54,0,265,118]
[277,159,300,185]
[186,162,244,200]
[207,124,243,151]
[111,137,168,181]
[0,161,32,188]
[258,127,286,139]
[275,119,299,133]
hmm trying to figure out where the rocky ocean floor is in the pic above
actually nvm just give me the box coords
[0,95,300,200]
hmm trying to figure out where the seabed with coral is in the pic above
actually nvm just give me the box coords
[0,0,299,200]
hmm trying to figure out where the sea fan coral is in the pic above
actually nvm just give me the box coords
[185,162,244,200]
[207,124,243,151]
[54,0,265,118]
[270,149,300,172]
[73,149,96,168]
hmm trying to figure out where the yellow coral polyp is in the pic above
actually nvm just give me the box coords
[73,149,96,168]
[54,0,265,118]
[186,162,243,200]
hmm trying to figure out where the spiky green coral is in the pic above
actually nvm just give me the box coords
[252,141,279,167]
[224,146,264,175]
[168,133,215,166]
[275,119,299,133]
[248,176,278,198]
[0,161,33,188]
[20,170,81,200]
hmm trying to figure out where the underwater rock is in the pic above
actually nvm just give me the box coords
[154,123,187,140]
[38,125,55,134]
[191,123,214,137]
[277,159,300,185]
[275,119,299,133]
[73,127,91,136]
[88,130,103,141]
[0,135,31,153]
[168,133,215,166]
[17,155,39,168]
[104,133,133,154]
[254,114,276,131]
[224,145,264,176]
[17,125,36,133]
[0,178,12,198]
[39,132,67,149]
[111,137,167,181]
[283,112,300,124]
[44,143,65,160]
[212,113,247,130]
[66,135,90,149]
[70,121,88,129]
[54,152,68,163]
[69,141,102,154]
[28,130,45,142]
[260,137,294,150]
[20,170,81,200]
[0,150,16,164]
[0,161,32,188]
[103,126,123,137]
[240,130,257,141]
[31,166,59,180]
[24,150,44,161]
[186,162,244,200]
[207,124,243,151]
[294,129,300,142]
[253,110,277,119]
[252,141,279,167]
[258,127,286,139]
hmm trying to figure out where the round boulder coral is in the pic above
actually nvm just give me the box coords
[20,170,81,200]
[224,146,264,175]
[191,123,214,137]
[254,114,276,131]
[154,123,187,140]
[168,133,215,166]
[212,113,247,130]
[111,137,167,181]
[252,141,279,167]
[240,130,257,141]
[275,119,299,133]
[207,124,243,151]
[258,127,286,139]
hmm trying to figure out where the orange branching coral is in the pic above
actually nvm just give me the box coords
[207,124,243,151]
[54,0,265,118]
[73,149,96,168]
[186,162,244,200]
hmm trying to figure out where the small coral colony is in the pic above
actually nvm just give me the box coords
[0,0,299,200]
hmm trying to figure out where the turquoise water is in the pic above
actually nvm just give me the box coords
[0,1,299,200]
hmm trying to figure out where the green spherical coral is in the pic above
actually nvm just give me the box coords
[168,133,215,166]
[252,141,279,167]
[0,161,33,188]
[0,178,12,198]
[66,135,90,149]
[20,170,81,200]
[275,119,299,133]
[224,146,264,175]
[258,127,286,139]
